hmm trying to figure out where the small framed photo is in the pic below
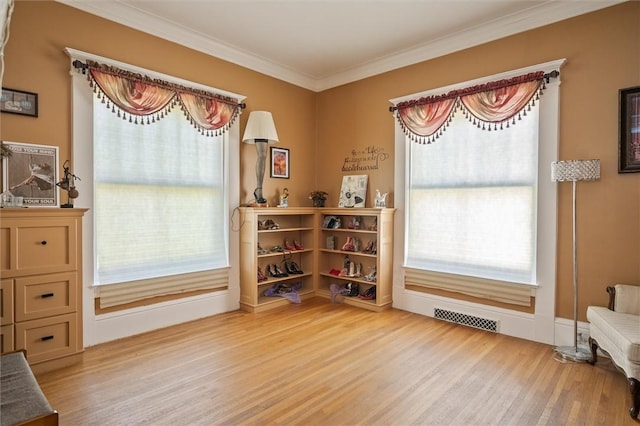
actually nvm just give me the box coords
[270,147,289,179]
[619,86,640,173]
[338,174,368,208]
[2,141,59,207]
[1,88,38,117]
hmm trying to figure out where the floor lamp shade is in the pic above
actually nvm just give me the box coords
[242,111,279,204]
[551,159,601,182]
[551,159,600,362]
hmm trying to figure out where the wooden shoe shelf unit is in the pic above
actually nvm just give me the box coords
[239,207,316,313]
[239,207,394,313]
[316,208,394,312]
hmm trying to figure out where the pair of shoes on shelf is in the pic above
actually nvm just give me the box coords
[342,282,359,297]
[283,259,304,274]
[267,263,288,278]
[362,240,377,254]
[347,217,361,229]
[284,239,304,251]
[269,245,283,253]
[347,262,362,277]
[363,266,377,282]
[359,286,376,300]
[258,219,279,230]
[342,236,357,251]
[257,242,269,255]
[257,267,268,282]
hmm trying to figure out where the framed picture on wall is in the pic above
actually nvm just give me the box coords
[2,141,59,207]
[1,88,38,117]
[270,147,289,179]
[619,86,640,173]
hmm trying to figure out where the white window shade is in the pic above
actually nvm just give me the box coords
[406,107,539,285]
[93,100,228,287]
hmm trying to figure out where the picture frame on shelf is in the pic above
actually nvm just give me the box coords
[338,174,368,208]
[2,141,59,207]
[1,87,38,117]
[619,86,640,173]
[270,147,289,179]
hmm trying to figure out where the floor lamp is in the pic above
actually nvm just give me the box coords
[551,159,600,362]
[242,111,279,205]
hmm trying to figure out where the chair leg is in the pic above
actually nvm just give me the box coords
[630,378,640,419]
[587,336,598,365]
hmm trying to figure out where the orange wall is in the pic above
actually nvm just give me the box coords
[3,1,639,321]
[1,1,317,207]
[317,2,640,320]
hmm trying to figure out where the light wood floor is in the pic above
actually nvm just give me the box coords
[35,297,635,426]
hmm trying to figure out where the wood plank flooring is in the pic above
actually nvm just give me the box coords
[35,298,635,425]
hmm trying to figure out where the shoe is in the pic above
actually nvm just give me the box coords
[269,245,283,253]
[352,262,362,277]
[257,242,268,255]
[363,266,377,282]
[344,282,359,297]
[359,286,376,300]
[293,239,304,250]
[263,219,279,230]
[329,268,341,276]
[352,237,361,252]
[284,239,296,251]
[342,236,355,251]
[257,266,268,282]
[363,240,377,255]
[267,264,287,278]
[273,263,288,277]
[283,260,304,274]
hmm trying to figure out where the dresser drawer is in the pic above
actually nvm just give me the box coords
[1,279,14,325]
[2,217,78,277]
[15,313,77,363]
[15,272,77,322]
[1,324,15,353]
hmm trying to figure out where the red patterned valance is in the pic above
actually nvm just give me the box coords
[75,60,242,137]
[394,71,551,144]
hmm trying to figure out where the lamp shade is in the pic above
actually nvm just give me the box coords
[551,159,600,182]
[242,111,279,144]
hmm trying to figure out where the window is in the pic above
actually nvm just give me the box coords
[393,60,564,306]
[66,49,244,309]
[407,105,539,285]
[93,101,228,285]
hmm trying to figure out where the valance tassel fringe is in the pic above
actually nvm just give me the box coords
[393,70,554,144]
[72,59,244,138]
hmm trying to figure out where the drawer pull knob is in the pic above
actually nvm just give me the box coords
[41,335,54,341]
[41,293,55,298]
[40,240,47,245]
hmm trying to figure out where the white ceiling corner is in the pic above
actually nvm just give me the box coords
[55,0,625,92]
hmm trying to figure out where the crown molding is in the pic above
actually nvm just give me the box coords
[56,0,624,93]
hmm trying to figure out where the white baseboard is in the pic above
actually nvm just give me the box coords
[395,287,589,347]
[85,291,238,347]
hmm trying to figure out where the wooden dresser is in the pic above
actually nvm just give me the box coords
[0,208,86,373]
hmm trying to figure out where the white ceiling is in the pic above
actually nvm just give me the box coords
[57,0,623,92]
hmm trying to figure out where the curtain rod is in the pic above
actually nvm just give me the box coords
[388,70,560,112]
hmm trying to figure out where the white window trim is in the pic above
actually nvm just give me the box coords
[391,59,566,345]
[65,47,245,346]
